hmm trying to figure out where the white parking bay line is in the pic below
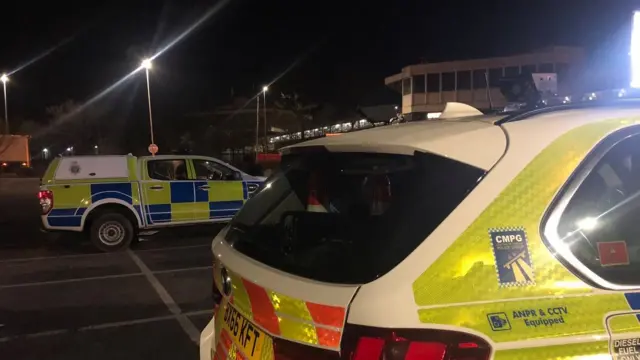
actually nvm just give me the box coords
[0,309,212,343]
[126,250,201,344]
[153,265,212,274]
[0,329,69,343]
[0,252,112,264]
[134,244,210,253]
[0,266,213,289]
[0,273,143,289]
[79,309,212,331]
[0,243,210,264]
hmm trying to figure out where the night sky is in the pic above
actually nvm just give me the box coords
[0,0,639,149]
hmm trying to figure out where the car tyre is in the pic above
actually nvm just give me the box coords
[89,212,134,252]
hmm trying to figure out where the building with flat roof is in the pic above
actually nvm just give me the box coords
[385,46,585,120]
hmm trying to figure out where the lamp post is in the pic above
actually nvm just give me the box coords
[262,86,268,149]
[1,74,9,134]
[255,93,260,156]
[141,59,155,151]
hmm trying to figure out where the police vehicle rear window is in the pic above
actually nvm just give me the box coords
[225,150,485,284]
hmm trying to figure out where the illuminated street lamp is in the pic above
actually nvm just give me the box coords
[141,59,152,70]
[1,74,9,134]
[141,59,155,151]
[262,86,268,149]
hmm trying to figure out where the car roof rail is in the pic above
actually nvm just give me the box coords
[495,97,640,126]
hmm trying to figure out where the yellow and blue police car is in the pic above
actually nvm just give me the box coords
[199,96,640,360]
[39,154,264,252]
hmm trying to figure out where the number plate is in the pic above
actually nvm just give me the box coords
[221,303,268,360]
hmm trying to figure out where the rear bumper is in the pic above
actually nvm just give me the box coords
[199,316,216,360]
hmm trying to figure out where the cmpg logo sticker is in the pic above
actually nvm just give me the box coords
[489,227,535,287]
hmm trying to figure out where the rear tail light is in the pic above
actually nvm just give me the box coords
[341,324,491,360]
[38,190,53,215]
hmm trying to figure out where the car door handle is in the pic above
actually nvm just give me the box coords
[198,185,211,190]
[150,185,164,190]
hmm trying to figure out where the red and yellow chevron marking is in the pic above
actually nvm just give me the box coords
[221,270,347,350]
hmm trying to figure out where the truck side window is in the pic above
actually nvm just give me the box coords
[147,160,188,181]
[546,131,640,286]
[193,160,235,181]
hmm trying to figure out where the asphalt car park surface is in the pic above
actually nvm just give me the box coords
[0,178,220,359]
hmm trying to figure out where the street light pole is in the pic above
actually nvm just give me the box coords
[255,94,260,156]
[141,59,155,148]
[1,74,9,134]
[262,86,268,149]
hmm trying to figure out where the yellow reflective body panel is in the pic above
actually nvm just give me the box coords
[41,158,60,186]
[50,184,92,208]
[127,156,138,181]
[412,118,640,357]
[44,182,143,228]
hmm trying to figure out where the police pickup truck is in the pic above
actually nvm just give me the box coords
[39,154,264,251]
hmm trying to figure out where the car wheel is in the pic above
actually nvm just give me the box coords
[89,213,134,252]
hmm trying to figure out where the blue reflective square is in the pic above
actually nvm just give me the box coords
[170,182,194,203]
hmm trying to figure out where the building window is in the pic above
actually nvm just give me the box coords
[456,71,471,90]
[412,75,426,93]
[442,72,455,91]
[556,63,570,83]
[488,68,503,87]
[473,70,487,89]
[539,63,554,73]
[505,66,519,77]
[544,129,640,287]
[402,78,412,95]
[521,64,536,74]
[427,73,440,93]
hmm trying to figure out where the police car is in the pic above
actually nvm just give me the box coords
[39,154,264,251]
[198,93,640,360]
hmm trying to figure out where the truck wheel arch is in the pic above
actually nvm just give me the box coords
[81,199,143,231]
